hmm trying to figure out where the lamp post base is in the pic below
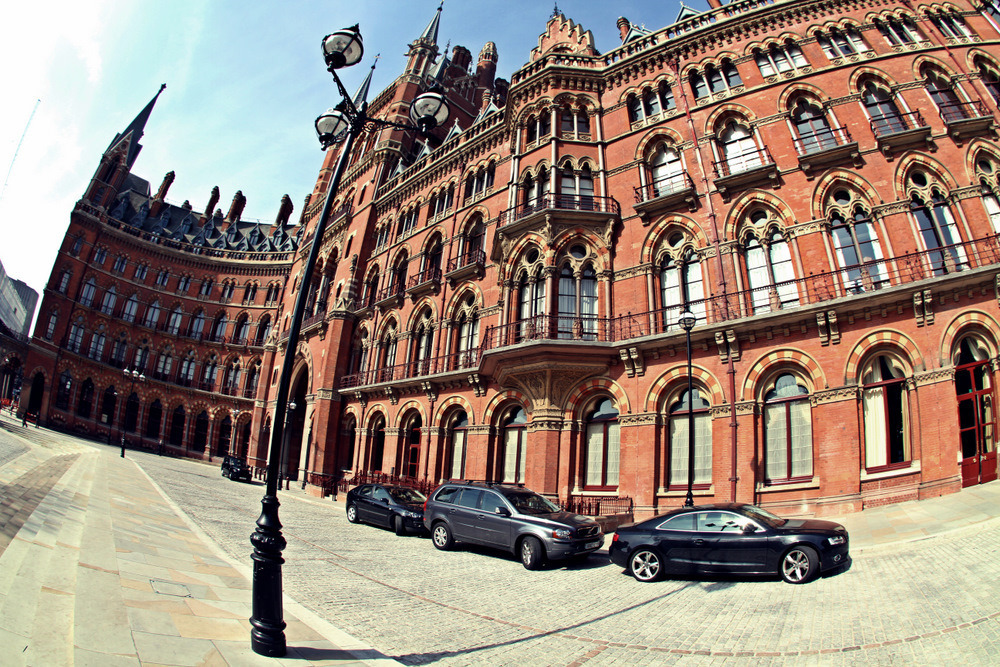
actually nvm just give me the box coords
[249,494,287,657]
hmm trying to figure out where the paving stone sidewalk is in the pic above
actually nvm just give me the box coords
[0,415,395,666]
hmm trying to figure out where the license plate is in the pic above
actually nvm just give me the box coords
[585,540,601,550]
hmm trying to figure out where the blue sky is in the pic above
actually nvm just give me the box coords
[0,0,689,312]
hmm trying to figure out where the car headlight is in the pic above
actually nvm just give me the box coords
[400,510,421,519]
[552,528,572,539]
[827,535,846,546]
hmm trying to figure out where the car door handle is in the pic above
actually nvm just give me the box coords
[693,539,706,545]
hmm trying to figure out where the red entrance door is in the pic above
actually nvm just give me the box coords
[956,345,997,487]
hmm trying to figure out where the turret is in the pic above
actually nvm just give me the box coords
[405,2,442,77]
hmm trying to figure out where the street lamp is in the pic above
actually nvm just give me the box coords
[120,368,145,458]
[678,311,697,508]
[249,23,450,658]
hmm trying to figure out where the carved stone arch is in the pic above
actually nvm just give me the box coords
[704,103,757,135]
[388,245,413,270]
[844,329,925,385]
[894,153,961,199]
[421,230,446,255]
[362,261,382,285]
[724,190,796,242]
[394,400,427,429]
[967,139,1000,187]
[866,7,919,23]
[497,234,549,283]
[744,31,806,57]
[966,47,1000,72]
[641,213,711,264]
[374,315,401,342]
[483,389,531,425]
[912,54,960,80]
[460,205,491,230]
[635,127,685,161]
[807,18,865,37]
[445,284,485,320]
[565,378,631,421]
[405,298,439,331]
[741,348,827,402]
[342,403,362,424]
[290,341,314,392]
[940,310,1000,367]
[520,158,553,180]
[812,169,880,220]
[645,365,726,413]
[365,406,389,431]
[777,82,829,111]
[849,66,901,91]
[515,98,554,126]
[434,395,476,426]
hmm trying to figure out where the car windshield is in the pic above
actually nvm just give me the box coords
[505,491,560,515]
[741,504,787,527]
[389,488,427,504]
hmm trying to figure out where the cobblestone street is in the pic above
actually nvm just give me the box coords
[127,448,1000,666]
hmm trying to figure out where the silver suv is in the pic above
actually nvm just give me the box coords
[423,482,604,569]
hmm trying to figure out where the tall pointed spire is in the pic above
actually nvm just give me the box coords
[353,55,379,107]
[418,2,443,45]
[105,83,166,169]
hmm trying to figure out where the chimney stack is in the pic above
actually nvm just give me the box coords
[150,171,175,216]
[275,194,294,227]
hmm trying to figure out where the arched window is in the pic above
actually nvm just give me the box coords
[826,188,887,292]
[193,411,209,453]
[202,354,219,390]
[862,354,910,470]
[179,351,197,385]
[445,410,469,480]
[233,315,250,344]
[255,315,272,346]
[559,163,595,209]
[403,414,421,478]
[515,255,546,342]
[145,400,162,439]
[364,268,380,308]
[908,170,966,274]
[923,67,966,122]
[928,10,973,39]
[156,350,173,380]
[667,388,712,488]
[790,98,837,153]
[80,278,97,307]
[560,106,591,136]
[976,58,1000,103]
[144,301,161,328]
[718,121,762,175]
[763,374,813,483]
[377,325,398,382]
[690,60,742,98]
[77,378,94,418]
[369,416,386,471]
[100,385,117,426]
[500,407,527,484]
[223,359,242,394]
[584,398,620,489]
[556,248,599,340]
[975,154,1000,233]
[454,296,479,369]
[122,295,139,323]
[659,238,705,329]
[522,167,550,210]
[100,287,117,315]
[67,319,85,353]
[56,371,72,409]
[88,331,106,361]
[167,306,183,335]
[817,26,867,59]
[742,214,798,313]
[861,80,906,135]
[754,41,808,77]
[875,15,924,45]
[461,217,485,265]
[955,336,996,486]
[525,112,551,144]
[648,143,685,196]
[211,313,228,341]
[169,405,186,446]
[412,313,434,376]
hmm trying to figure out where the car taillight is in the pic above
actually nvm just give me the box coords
[611,533,620,542]
[423,500,427,513]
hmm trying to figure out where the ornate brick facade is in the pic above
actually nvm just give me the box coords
[24,1,1000,517]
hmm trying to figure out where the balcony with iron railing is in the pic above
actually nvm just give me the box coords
[445,248,486,285]
[634,172,697,222]
[937,99,995,140]
[373,282,406,311]
[793,125,860,176]
[497,194,621,234]
[406,265,442,299]
[712,146,778,200]
[339,347,482,390]
[870,110,931,154]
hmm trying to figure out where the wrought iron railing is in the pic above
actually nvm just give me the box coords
[339,347,482,389]
[634,172,695,203]
[794,125,854,155]
[870,110,927,138]
[497,194,620,229]
[713,146,775,178]
[561,495,634,517]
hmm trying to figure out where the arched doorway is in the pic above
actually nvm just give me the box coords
[27,372,44,415]
[402,413,421,478]
[282,371,308,480]
[955,336,997,487]
[216,415,233,457]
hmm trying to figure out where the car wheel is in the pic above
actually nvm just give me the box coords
[394,515,407,536]
[520,536,544,570]
[432,523,453,550]
[781,546,818,584]
[628,548,663,582]
[346,504,359,524]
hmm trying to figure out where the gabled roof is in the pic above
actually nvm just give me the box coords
[675,2,703,23]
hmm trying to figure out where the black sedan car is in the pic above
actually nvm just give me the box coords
[609,503,850,584]
[346,483,427,536]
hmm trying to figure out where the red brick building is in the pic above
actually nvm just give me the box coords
[24,0,1000,518]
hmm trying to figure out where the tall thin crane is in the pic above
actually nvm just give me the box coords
[0,99,41,208]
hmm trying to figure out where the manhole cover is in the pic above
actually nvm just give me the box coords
[150,580,191,597]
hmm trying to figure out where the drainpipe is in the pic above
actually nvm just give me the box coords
[673,58,740,502]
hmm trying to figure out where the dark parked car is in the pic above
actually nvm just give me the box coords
[220,455,252,482]
[609,503,850,584]
[423,481,604,570]
[346,483,427,536]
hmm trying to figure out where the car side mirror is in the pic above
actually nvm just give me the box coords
[494,506,511,517]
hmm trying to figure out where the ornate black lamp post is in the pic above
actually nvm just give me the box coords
[249,23,450,657]
[678,311,697,507]
[120,368,145,458]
